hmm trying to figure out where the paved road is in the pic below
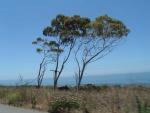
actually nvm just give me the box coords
[0,104,47,113]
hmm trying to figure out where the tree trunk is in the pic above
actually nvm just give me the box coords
[37,83,40,89]
[54,79,58,90]
[77,63,86,90]
[37,57,46,89]
[53,71,58,90]
[37,63,42,88]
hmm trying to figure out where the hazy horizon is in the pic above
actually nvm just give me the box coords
[0,71,150,81]
[0,72,150,86]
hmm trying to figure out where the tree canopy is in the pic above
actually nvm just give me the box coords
[33,14,129,89]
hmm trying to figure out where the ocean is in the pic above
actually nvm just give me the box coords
[0,72,150,86]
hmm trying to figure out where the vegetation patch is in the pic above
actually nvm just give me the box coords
[48,96,80,113]
[7,92,23,106]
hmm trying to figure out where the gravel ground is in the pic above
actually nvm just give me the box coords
[0,104,47,113]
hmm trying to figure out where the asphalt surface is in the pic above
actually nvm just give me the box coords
[0,104,47,113]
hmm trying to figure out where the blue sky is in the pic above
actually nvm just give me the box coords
[0,0,150,80]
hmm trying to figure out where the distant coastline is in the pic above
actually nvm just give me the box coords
[0,72,150,86]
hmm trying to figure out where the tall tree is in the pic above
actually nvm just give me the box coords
[33,14,129,90]
[34,15,90,90]
[74,15,129,89]
[32,37,51,88]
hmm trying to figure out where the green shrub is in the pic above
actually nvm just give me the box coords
[0,89,7,99]
[17,87,28,102]
[7,92,23,106]
[48,96,80,113]
[136,96,150,113]
[31,95,37,109]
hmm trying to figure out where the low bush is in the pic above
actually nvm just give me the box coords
[48,96,80,113]
[0,88,7,99]
[7,92,23,106]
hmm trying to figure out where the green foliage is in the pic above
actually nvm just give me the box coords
[93,15,129,38]
[0,88,8,99]
[7,92,23,106]
[47,41,59,47]
[36,37,44,42]
[48,96,80,113]
[43,15,91,42]
[31,95,37,109]
[33,14,129,59]
[36,48,43,53]
[136,96,150,113]
[33,14,129,57]
[32,41,37,44]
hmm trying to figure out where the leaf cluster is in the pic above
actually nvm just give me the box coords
[33,14,129,55]
[43,14,91,44]
[92,15,129,38]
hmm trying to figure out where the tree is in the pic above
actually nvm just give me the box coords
[34,15,90,90]
[33,14,129,90]
[74,15,130,89]
[32,37,51,88]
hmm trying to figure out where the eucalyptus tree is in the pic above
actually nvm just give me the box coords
[33,14,129,90]
[32,37,51,88]
[33,14,91,90]
[74,15,130,89]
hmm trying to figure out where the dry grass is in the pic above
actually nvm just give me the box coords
[0,85,150,113]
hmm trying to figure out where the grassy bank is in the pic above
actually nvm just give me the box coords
[0,85,150,113]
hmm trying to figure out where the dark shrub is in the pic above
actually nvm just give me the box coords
[58,85,70,91]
